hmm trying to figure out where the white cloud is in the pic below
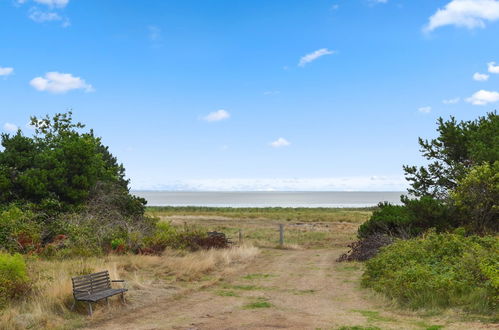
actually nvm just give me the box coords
[418,106,432,113]
[202,110,230,122]
[443,97,460,104]
[270,137,291,148]
[28,8,61,22]
[473,72,490,81]
[17,0,70,26]
[0,67,14,77]
[488,61,499,73]
[27,7,70,26]
[298,48,336,67]
[466,90,499,105]
[424,0,499,32]
[3,123,18,133]
[33,0,69,8]
[30,72,94,94]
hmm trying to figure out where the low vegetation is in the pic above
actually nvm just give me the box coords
[147,206,372,223]
[341,112,498,317]
[363,232,498,314]
[0,113,244,329]
[0,253,29,308]
[0,246,258,329]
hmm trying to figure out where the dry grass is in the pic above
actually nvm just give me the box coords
[0,246,259,330]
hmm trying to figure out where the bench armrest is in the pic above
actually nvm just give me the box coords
[112,279,127,289]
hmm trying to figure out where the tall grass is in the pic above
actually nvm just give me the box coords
[0,246,258,329]
[147,206,373,224]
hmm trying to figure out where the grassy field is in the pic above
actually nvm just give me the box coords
[4,207,493,329]
[147,206,374,223]
[1,247,259,329]
[147,206,373,249]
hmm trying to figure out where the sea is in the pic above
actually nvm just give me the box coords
[132,191,405,208]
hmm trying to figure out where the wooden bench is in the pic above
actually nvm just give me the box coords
[71,270,127,316]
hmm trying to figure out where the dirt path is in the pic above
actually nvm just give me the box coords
[87,249,491,330]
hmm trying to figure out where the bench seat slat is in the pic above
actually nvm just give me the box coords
[75,288,127,302]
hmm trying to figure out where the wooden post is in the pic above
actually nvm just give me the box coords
[238,229,243,244]
[279,224,284,248]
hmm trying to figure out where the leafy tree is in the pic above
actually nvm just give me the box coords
[403,112,498,199]
[0,112,143,210]
[452,161,499,234]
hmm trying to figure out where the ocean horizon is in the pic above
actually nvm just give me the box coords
[132,191,406,208]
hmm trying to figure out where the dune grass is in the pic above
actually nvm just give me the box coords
[147,206,373,224]
[0,246,259,329]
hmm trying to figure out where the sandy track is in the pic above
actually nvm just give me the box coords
[87,249,493,330]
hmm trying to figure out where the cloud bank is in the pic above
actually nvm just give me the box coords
[130,176,407,192]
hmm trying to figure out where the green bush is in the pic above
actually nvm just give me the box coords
[0,206,41,253]
[452,161,498,234]
[362,232,498,314]
[0,253,30,307]
[358,203,412,238]
[144,221,178,252]
[358,197,453,239]
[144,222,217,253]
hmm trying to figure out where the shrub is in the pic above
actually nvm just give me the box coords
[362,232,499,314]
[143,221,178,253]
[358,197,453,239]
[144,222,229,254]
[0,206,41,253]
[0,253,30,307]
[358,203,412,238]
[452,162,498,234]
[403,196,454,233]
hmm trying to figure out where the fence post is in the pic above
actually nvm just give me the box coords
[279,224,284,248]
[238,229,243,244]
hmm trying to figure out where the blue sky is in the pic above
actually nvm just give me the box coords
[1,0,499,191]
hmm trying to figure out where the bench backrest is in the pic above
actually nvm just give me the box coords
[72,270,111,298]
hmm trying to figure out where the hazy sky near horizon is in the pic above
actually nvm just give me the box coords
[1,0,498,191]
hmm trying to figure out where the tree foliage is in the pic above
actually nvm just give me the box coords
[0,112,137,209]
[403,112,498,199]
[452,161,499,234]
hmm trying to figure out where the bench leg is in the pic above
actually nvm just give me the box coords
[106,297,109,308]
[87,303,93,316]
[71,300,76,311]
[121,293,126,304]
